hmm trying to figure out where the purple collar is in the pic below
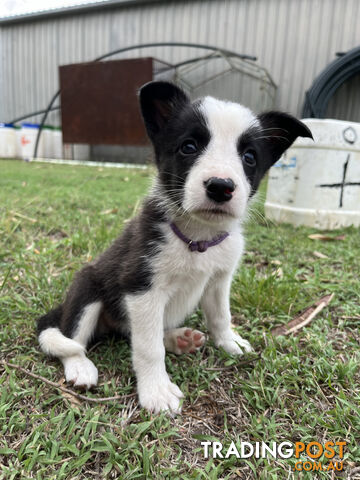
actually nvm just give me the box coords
[170,222,229,253]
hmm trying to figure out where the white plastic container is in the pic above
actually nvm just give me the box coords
[15,127,22,158]
[265,119,360,229]
[53,128,63,159]
[42,126,54,158]
[0,123,16,158]
[20,123,44,160]
[41,126,63,158]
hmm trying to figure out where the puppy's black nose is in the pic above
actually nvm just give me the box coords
[204,177,235,203]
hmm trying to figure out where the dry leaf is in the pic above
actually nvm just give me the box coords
[272,294,334,336]
[313,251,329,259]
[61,391,81,406]
[100,208,118,215]
[272,267,283,278]
[58,377,81,407]
[308,234,345,241]
[271,259,282,266]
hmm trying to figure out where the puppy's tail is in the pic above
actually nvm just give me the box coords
[37,306,85,358]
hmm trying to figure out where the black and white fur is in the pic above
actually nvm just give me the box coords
[37,82,312,413]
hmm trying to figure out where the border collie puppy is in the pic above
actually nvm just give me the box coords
[37,82,312,413]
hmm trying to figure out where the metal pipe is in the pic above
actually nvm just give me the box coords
[302,46,360,118]
[10,106,60,125]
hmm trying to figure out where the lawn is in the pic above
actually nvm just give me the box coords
[0,159,359,479]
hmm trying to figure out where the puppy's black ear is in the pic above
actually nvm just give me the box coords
[139,81,190,140]
[258,112,313,164]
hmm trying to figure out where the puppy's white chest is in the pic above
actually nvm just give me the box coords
[152,228,244,330]
[163,271,209,329]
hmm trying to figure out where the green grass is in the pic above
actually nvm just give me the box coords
[0,159,359,479]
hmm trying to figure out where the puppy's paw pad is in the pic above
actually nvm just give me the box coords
[64,356,98,389]
[139,380,183,414]
[176,328,205,353]
[165,327,206,355]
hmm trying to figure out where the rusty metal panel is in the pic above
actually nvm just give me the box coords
[59,57,154,145]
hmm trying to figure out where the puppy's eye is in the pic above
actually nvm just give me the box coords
[180,140,198,155]
[242,150,256,167]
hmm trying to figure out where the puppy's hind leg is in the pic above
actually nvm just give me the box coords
[62,301,102,389]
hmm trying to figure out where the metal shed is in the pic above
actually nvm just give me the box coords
[1,0,360,126]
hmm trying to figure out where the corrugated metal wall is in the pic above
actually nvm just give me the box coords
[0,0,360,125]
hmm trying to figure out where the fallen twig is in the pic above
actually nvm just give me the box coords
[0,360,136,404]
[272,294,334,336]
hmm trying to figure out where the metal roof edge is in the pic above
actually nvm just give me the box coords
[0,0,162,25]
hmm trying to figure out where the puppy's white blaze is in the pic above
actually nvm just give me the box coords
[183,97,257,220]
[201,96,258,139]
[73,301,102,346]
[39,327,85,357]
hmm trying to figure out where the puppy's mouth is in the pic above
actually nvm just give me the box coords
[192,207,234,218]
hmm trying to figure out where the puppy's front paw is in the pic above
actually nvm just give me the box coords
[63,355,98,389]
[216,332,253,356]
[138,377,184,414]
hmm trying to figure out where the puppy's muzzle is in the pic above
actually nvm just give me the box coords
[204,177,235,203]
